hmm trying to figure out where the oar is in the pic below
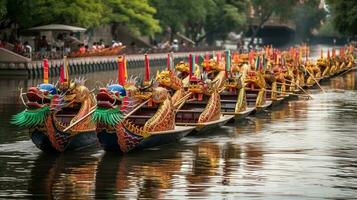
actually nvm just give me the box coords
[173,92,192,108]
[63,105,97,132]
[123,99,150,119]
[244,87,310,98]
[302,65,326,93]
[63,99,150,132]
[285,79,313,99]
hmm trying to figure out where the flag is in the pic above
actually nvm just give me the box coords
[60,56,69,83]
[124,55,127,81]
[205,52,210,71]
[225,50,231,77]
[43,59,49,84]
[170,52,174,70]
[167,53,171,71]
[144,54,150,81]
[118,56,126,85]
[189,54,193,80]
[255,55,260,71]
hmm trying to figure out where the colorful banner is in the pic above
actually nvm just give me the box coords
[225,49,231,77]
[118,56,126,85]
[144,54,150,81]
[43,59,49,84]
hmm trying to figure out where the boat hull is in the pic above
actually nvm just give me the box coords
[178,115,233,135]
[30,129,97,153]
[97,126,193,153]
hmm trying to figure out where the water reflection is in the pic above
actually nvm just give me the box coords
[95,149,184,199]
[28,151,99,199]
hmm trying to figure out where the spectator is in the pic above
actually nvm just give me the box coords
[112,40,120,48]
[39,36,49,52]
[14,40,24,54]
[79,44,86,54]
[92,42,97,50]
[172,39,179,51]
[64,32,82,52]
[99,39,105,49]
[0,39,5,48]
[24,41,32,53]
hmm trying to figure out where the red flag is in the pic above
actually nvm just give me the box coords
[189,54,193,80]
[118,56,125,85]
[60,64,64,83]
[43,59,49,84]
[216,52,221,64]
[205,52,210,71]
[166,53,170,71]
[144,54,150,81]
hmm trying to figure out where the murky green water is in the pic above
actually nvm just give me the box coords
[1,46,357,199]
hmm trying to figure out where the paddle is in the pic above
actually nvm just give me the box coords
[244,87,311,99]
[302,64,326,93]
[284,79,313,99]
[63,99,150,132]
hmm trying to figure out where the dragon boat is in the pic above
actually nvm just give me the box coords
[93,55,194,153]
[171,56,232,133]
[11,79,97,153]
[205,53,256,120]
[93,80,194,153]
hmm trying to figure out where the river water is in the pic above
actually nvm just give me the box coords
[0,45,357,199]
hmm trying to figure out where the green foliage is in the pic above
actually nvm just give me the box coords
[326,0,357,35]
[1,0,161,36]
[150,0,247,43]
[92,107,124,126]
[11,106,50,127]
[205,0,247,43]
[105,0,161,36]
[293,0,326,39]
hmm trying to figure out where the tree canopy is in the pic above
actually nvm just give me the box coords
[0,0,332,42]
[0,0,161,36]
[150,0,247,44]
[326,0,357,36]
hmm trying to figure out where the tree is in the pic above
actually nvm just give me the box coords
[247,0,298,45]
[150,0,215,42]
[326,0,357,36]
[293,0,326,41]
[104,0,161,36]
[150,0,247,44]
[204,0,247,44]
[0,0,161,36]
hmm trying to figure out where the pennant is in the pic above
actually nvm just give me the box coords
[144,54,150,81]
[205,52,210,71]
[189,54,193,80]
[167,53,171,71]
[225,50,231,77]
[124,55,127,81]
[61,56,69,83]
[170,52,174,70]
[118,56,126,85]
[43,59,49,84]
[255,55,260,71]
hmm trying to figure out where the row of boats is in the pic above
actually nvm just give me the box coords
[12,45,356,153]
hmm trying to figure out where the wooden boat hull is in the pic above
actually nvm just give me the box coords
[97,126,194,153]
[177,115,233,135]
[222,107,255,121]
[271,97,285,107]
[30,129,97,153]
[252,101,272,114]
